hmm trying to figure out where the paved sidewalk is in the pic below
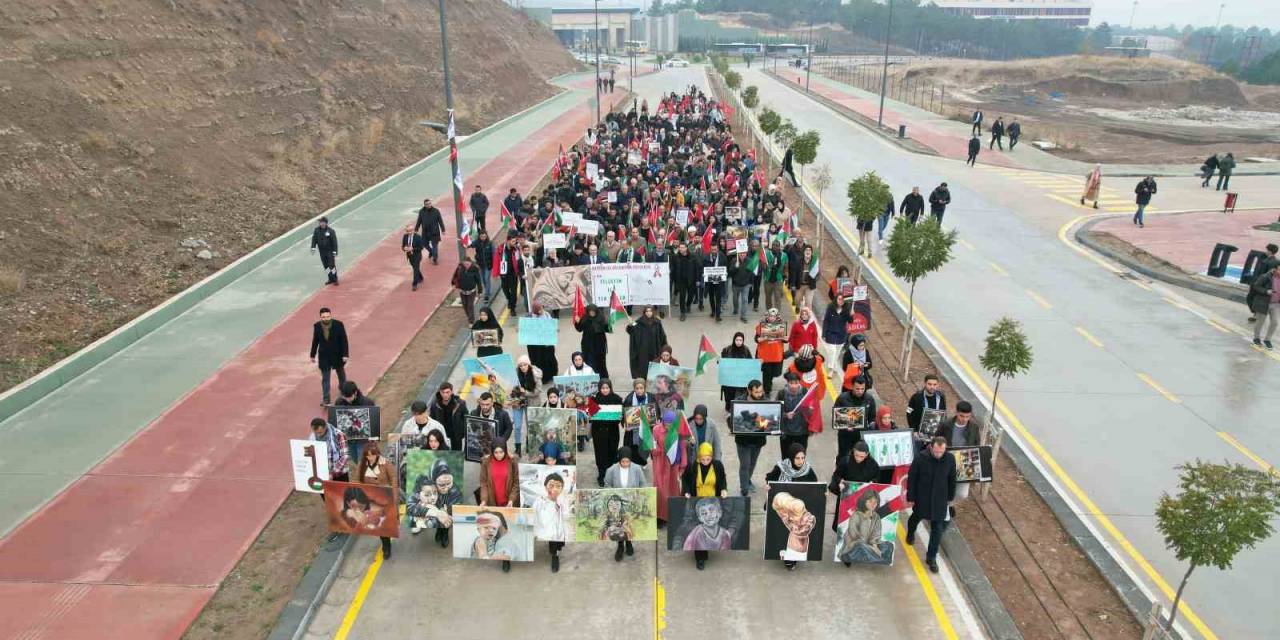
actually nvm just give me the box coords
[1092,209,1280,273]
[0,80,626,640]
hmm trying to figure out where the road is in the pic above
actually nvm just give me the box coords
[740,65,1280,640]
[304,65,985,640]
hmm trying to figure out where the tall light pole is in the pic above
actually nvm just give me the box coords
[594,0,602,125]
[805,13,814,92]
[1128,0,1138,29]
[1207,2,1226,62]
[436,0,465,262]
[877,0,894,127]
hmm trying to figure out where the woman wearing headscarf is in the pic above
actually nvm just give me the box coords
[788,307,819,354]
[754,307,786,395]
[829,441,881,531]
[821,294,852,380]
[526,303,558,382]
[471,307,503,358]
[511,355,542,456]
[765,443,818,485]
[646,408,689,527]
[563,351,596,376]
[840,333,874,393]
[786,345,827,435]
[681,442,729,570]
[356,441,396,559]
[719,332,753,412]
[622,379,653,466]
[603,446,649,561]
[574,304,611,379]
[651,344,680,366]
[1081,164,1102,209]
[590,380,625,485]
[626,305,668,379]
[827,265,852,302]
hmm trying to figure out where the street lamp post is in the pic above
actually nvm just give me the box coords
[877,0,894,128]
[436,0,466,263]
[805,15,814,92]
[594,0,602,125]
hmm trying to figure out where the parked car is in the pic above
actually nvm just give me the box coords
[665,58,689,68]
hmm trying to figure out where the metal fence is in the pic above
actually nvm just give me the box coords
[808,56,950,118]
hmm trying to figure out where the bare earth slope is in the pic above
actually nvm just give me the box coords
[0,0,574,390]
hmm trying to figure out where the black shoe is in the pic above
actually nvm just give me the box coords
[1255,339,1264,347]
[905,532,915,545]
[437,530,449,548]
[1267,341,1275,349]
[502,560,511,573]
[412,283,418,291]
[382,546,392,560]
[680,313,686,321]
[785,561,796,571]
[949,506,956,519]
[551,554,560,573]
[696,558,706,570]
[615,546,625,562]
[625,541,635,556]
[843,561,852,568]
[928,559,939,573]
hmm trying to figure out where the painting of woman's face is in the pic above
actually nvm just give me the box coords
[607,499,622,516]
[862,493,880,514]
[436,473,454,495]
[696,501,722,528]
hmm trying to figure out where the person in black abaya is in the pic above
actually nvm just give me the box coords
[575,304,611,380]
[526,303,558,383]
[472,307,503,358]
[626,305,668,380]
[590,380,624,485]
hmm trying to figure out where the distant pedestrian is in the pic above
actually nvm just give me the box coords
[900,187,924,226]
[988,116,1004,150]
[970,109,983,135]
[503,188,524,224]
[929,183,951,225]
[779,147,798,187]
[309,307,349,406]
[401,224,424,290]
[1133,176,1157,228]
[1250,265,1279,349]
[966,135,980,167]
[905,436,957,573]
[1007,120,1021,150]
[415,198,447,265]
[1200,154,1219,188]
[474,229,495,303]
[1216,152,1236,191]
[469,185,489,231]
[1080,164,1102,209]
[430,382,468,452]
[451,253,482,324]
[310,217,339,286]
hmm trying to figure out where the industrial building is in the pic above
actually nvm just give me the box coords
[931,0,1093,27]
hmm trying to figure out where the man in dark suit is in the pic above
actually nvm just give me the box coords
[414,198,446,265]
[310,217,339,285]
[469,185,490,231]
[401,224,424,291]
[578,243,607,265]
[309,307,349,405]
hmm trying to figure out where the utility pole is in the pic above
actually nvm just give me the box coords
[594,0,601,125]
[436,0,466,263]
[805,13,814,92]
[877,0,894,127]
[1128,0,1138,29]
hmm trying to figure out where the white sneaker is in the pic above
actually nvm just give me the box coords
[411,524,421,535]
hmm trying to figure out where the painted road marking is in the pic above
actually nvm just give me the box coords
[987,261,1009,277]
[959,238,975,251]
[1075,326,1104,348]
[1138,373,1182,404]
[1206,319,1232,334]
[808,195,1221,640]
[898,522,960,640]
[333,548,385,640]
[655,576,666,639]
[1217,432,1277,475]
[1025,289,1053,309]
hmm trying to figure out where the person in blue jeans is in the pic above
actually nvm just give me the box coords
[473,229,495,303]
[1133,176,1157,228]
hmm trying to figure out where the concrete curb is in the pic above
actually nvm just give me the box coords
[709,69,1026,640]
[1074,216,1249,304]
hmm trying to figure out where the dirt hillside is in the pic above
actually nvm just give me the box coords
[0,0,575,392]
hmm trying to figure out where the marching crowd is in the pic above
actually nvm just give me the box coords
[305,86,978,575]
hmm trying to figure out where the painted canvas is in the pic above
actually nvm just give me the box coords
[322,481,399,538]
[451,505,535,562]
[647,362,694,397]
[520,464,577,541]
[527,266,593,310]
[667,497,751,551]
[290,439,329,493]
[919,409,946,438]
[763,482,826,561]
[464,415,498,463]
[404,450,465,532]
[832,406,868,431]
[329,405,380,441]
[575,488,659,542]
[623,404,658,433]
[863,429,916,468]
[462,354,518,391]
[730,401,783,435]
[553,374,600,399]
[833,482,903,566]
[471,329,501,348]
[836,277,855,297]
[759,321,788,341]
[951,446,994,483]
[524,407,578,465]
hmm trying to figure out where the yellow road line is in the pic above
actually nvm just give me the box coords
[1206,319,1232,334]
[1137,373,1182,404]
[1162,296,1189,310]
[987,261,1009,277]
[1217,432,1277,474]
[1025,289,1053,309]
[655,576,666,639]
[959,238,975,251]
[1075,326,1104,348]
[333,549,385,640]
[1046,193,1092,209]
[498,308,511,325]
[898,522,960,640]
[808,196,1221,640]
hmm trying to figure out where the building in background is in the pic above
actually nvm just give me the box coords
[632,12,678,53]
[524,7,640,51]
[931,0,1092,27]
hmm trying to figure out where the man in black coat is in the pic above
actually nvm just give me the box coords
[310,217,339,285]
[503,188,524,224]
[900,187,925,225]
[309,307,349,405]
[703,244,727,322]
[671,243,701,320]
[469,185,490,231]
[401,224,424,291]
[906,436,958,572]
[833,377,877,464]
[1007,120,1021,150]
[471,391,515,449]
[906,374,948,432]
[429,382,468,452]
[934,401,979,448]
[928,183,951,225]
[988,116,1005,150]
[966,136,981,167]
[414,198,447,265]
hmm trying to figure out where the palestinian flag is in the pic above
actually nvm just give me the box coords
[607,290,628,330]
[447,109,467,215]
[695,335,718,376]
[460,215,475,248]
[807,254,820,279]
[666,412,692,465]
[745,245,763,276]
[540,210,562,234]
[637,404,656,453]
[498,201,515,235]
[572,285,586,324]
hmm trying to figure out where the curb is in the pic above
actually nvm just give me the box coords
[1074,216,1249,304]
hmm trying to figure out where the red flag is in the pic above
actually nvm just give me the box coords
[700,224,715,254]
[797,381,823,427]
[491,245,504,278]
[699,175,706,191]
[572,285,586,325]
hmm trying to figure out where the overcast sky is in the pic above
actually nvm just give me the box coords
[519,1,1280,31]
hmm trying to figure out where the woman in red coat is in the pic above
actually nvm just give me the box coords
[788,307,819,353]
[646,411,689,527]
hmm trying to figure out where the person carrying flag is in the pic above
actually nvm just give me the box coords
[640,407,691,527]
[495,235,524,311]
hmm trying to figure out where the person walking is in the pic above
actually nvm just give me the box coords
[762,240,787,312]
[335,380,377,463]
[603,447,648,560]
[704,243,727,322]
[591,381,625,484]
[355,441,396,559]
[906,374,947,434]
[469,185,490,231]
[876,192,898,245]
[755,308,787,396]
[310,217,339,286]
[496,236,525,312]
[1133,176,1157,228]
[906,436,957,573]
[309,307,349,406]
[526,303,558,381]
[970,109,983,136]
[1007,119,1021,150]
[310,417,350,483]
[627,306,668,379]
[1216,152,1236,191]
[414,198,446,265]
[1250,265,1279,349]
[834,377,877,464]
[1080,164,1102,209]
[451,253,482,325]
[730,380,769,496]
[776,373,811,459]
[574,304,611,380]
[821,295,853,380]
[779,147,798,187]
[401,224,424,291]
[1200,153,1219,188]
[900,187,924,227]
[687,404,724,463]
[474,229,495,304]
[672,242,701,321]
[788,307,819,354]
[477,443,521,572]
[681,442,729,570]
[929,183,951,225]
[966,135,980,167]
[730,252,754,323]
[471,307,503,358]
[988,116,1004,150]
[430,382,468,452]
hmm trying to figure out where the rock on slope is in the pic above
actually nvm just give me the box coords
[0,0,575,391]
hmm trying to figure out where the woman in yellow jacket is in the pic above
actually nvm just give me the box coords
[681,442,728,570]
